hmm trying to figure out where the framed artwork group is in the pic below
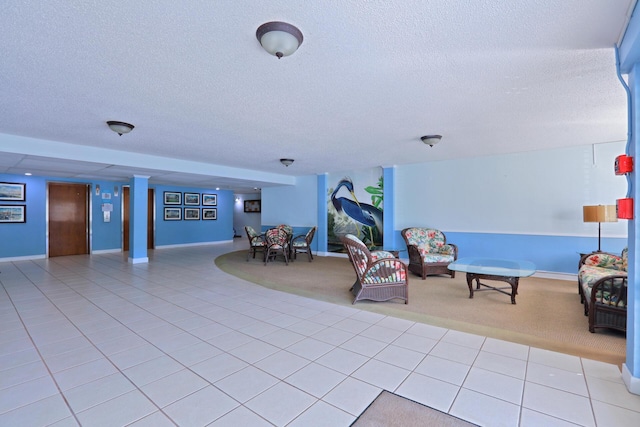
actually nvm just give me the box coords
[0,182,26,223]
[163,191,217,221]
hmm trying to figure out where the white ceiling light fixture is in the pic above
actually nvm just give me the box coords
[421,135,442,147]
[256,21,303,59]
[280,158,294,167]
[107,121,134,136]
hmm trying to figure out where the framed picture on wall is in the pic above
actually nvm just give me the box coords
[184,208,200,220]
[0,205,26,223]
[0,182,26,201]
[184,192,200,205]
[244,199,261,213]
[164,207,181,220]
[202,194,217,206]
[164,191,182,205]
[202,208,217,220]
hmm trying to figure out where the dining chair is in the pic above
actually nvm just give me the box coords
[264,227,290,265]
[245,226,266,261]
[291,226,316,262]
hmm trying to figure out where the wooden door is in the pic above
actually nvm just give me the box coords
[48,182,89,257]
[123,187,130,251]
[122,187,154,251]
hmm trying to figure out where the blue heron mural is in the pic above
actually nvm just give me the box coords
[329,176,383,247]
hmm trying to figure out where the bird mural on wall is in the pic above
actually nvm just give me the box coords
[330,177,383,245]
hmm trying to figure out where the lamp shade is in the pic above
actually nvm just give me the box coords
[256,22,303,58]
[583,205,618,223]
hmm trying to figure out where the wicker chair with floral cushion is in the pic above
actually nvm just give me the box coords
[577,248,628,333]
[277,224,294,257]
[291,226,316,262]
[340,234,408,304]
[245,226,265,261]
[401,227,458,279]
[264,227,290,265]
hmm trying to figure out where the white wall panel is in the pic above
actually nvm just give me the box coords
[395,141,628,236]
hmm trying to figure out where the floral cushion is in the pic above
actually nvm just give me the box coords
[579,267,627,308]
[578,247,628,308]
[582,249,627,271]
[371,250,396,261]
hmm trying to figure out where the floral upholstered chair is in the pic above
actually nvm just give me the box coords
[401,227,458,279]
[577,248,628,333]
[291,226,316,262]
[340,234,408,304]
[245,226,265,261]
[264,227,290,265]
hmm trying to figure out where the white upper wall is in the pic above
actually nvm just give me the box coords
[395,141,628,237]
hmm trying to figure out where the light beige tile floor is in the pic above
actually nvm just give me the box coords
[1,241,640,426]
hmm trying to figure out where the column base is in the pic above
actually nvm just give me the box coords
[622,363,640,395]
[128,257,149,264]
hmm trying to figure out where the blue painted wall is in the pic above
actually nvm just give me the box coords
[154,185,234,246]
[0,174,233,259]
[262,141,629,275]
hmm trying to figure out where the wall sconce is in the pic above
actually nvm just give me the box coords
[256,21,303,59]
[235,197,240,202]
[95,184,100,195]
[107,121,135,136]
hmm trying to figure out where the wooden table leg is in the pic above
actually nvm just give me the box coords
[466,273,519,304]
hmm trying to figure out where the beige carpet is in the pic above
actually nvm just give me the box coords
[216,251,626,366]
[353,391,477,426]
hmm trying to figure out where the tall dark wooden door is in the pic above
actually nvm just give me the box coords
[48,182,89,257]
[122,187,154,251]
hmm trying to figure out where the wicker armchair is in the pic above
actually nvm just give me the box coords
[264,227,290,265]
[245,226,265,261]
[291,226,316,262]
[578,249,628,333]
[401,227,458,279]
[340,234,408,304]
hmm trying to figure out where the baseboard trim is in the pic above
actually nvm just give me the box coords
[0,254,46,262]
[623,363,640,395]
[155,240,233,249]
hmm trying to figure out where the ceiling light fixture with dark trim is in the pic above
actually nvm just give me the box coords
[256,21,303,59]
[421,135,442,147]
[107,121,135,136]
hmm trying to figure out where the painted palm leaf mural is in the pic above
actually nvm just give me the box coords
[328,168,383,250]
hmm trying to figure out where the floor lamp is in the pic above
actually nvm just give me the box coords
[583,205,618,252]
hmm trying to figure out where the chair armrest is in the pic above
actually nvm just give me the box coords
[438,243,457,257]
[250,235,265,246]
[589,275,628,307]
[363,258,408,284]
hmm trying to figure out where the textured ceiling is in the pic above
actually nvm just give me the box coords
[0,0,636,192]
